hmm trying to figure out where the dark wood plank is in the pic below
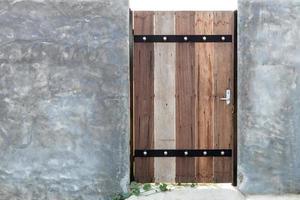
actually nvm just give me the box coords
[175,11,197,182]
[213,12,234,183]
[133,11,154,183]
[195,11,215,182]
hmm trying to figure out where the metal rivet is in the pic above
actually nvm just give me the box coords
[143,36,147,41]
[143,151,147,155]
[164,151,168,155]
[203,151,207,155]
[221,151,225,155]
[184,36,188,41]
[184,151,188,156]
[163,36,167,41]
[221,36,225,41]
[202,36,207,41]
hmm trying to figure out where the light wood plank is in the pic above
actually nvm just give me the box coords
[153,11,176,183]
[133,11,155,183]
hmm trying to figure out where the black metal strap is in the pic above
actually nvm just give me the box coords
[134,35,232,43]
[135,149,232,157]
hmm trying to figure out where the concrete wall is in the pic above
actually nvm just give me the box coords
[238,0,300,194]
[0,0,129,199]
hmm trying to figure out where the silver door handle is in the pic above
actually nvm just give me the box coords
[220,89,231,105]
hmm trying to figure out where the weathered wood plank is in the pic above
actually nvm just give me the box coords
[213,12,234,183]
[133,11,155,183]
[153,11,176,183]
[195,11,215,182]
[175,11,197,182]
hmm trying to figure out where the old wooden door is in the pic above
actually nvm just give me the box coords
[132,11,235,183]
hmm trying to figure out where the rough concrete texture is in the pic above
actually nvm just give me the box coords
[128,184,245,200]
[238,0,300,194]
[0,0,129,199]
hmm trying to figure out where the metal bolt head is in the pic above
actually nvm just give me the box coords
[221,151,225,155]
[143,36,147,41]
[221,36,225,41]
[164,151,168,155]
[202,36,207,41]
[184,36,188,41]
[163,36,167,41]
[143,151,147,155]
[184,151,188,156]
[203,151,207,155]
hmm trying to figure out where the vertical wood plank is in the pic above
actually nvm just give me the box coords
[194,12,215,182]
[153,12,176,183]
[133,11,154,182]
[213,12,234,183]
[175,11,197,182]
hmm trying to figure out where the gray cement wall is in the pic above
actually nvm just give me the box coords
[0,0,129,199]
[238,0,300,194]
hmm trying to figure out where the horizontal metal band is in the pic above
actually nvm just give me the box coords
[135,149,232,157]
[134,35,232,43]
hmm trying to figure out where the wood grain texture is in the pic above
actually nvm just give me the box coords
[213,12,234,183]
[175,11,197,182]
[195,12,215,182]
[133,11,235,184]
[133,11,154,183]
[153,11,176,183]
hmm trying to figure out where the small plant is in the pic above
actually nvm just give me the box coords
[111,182,141,200]
[111,193,130,200]
[159,183,168,192]
[111,193,122,200]
[111,182,186,200]
[190,182,197,188]
[143,183,152,191]
[129,181,141,196]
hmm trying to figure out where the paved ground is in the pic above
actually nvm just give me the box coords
[247,195,300,200]
[128,184,245,200]
[128,184,300,200]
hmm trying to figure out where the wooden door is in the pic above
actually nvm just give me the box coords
[132,11,235,183]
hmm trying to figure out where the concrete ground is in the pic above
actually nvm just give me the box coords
[128,184,300,200]
[247,195,300,200]
[128,184,244,200]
